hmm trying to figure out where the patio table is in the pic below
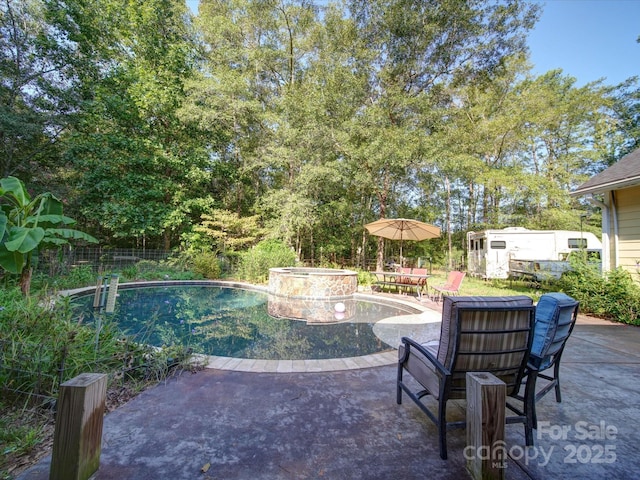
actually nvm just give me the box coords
[373,271,430,298]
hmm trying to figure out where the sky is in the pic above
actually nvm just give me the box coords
[527,0,640,86]
[185,0,640,87]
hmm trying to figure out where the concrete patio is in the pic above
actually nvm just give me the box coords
[17,302,640,479]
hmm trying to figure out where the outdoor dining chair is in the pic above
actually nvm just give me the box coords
[431,271,466,302]
[397,295,536,459]
[524,292,580,428]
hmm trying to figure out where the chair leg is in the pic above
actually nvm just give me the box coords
[397,364,404,405]
[553,361,562,403]
[438,396,448,460]
[524,371,538,445]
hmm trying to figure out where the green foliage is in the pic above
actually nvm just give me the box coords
[0,284,198,475]
[237,239,298,284]
[195,209,266,252]
[1,0,637,272]
[119,259,201,282]
[192,252,222,279]
[0,176,98,295]
[41,265,98,291]
[0,408,48,475]
[357,269,375,287]
[0,289,119,402]
[555,257,640,325]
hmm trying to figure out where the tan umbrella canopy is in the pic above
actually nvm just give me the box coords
[364,218,441,266]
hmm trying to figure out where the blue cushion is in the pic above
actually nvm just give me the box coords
[530,293,579,369]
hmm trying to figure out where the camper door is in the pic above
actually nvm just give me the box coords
[487,238,510,279]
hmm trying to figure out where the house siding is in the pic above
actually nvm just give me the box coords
[615,185,640,282]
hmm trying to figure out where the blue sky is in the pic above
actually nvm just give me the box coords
[186,0,640,86]
[528,0,640,86]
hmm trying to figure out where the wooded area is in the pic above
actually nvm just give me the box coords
[2,0,638,266]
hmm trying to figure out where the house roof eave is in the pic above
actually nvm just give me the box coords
[571,177,640,196]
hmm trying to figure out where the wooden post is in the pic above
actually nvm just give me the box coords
[50,373,108,480]
[466,372,506,480]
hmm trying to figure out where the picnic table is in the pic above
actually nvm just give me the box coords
[372,269,430,299]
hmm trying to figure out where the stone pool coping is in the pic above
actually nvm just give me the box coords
[63,280,442,373]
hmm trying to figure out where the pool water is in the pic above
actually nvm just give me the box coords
[74,285,418,360]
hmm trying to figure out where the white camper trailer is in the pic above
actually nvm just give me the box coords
[467,227,602,280]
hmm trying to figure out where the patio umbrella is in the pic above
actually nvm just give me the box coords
[364,218,441,266]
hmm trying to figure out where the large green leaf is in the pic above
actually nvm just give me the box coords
[44,228,98,243]
[25,214,77,228]
[41,237,68,246]
[0,247,24,274]
[38,193,64,216]
[0,177,29,207]
[0,212,7,241]
[4,226,46,253]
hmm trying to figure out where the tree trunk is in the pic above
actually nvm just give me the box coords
[376,236,384,272]
[20,266,32,296]
[361,229,367,270]
[446,176,452,270]
[163,228,171,251]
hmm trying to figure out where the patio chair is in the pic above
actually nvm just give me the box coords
[396,268,429,298]
[524,292,579,428]
[431,271,466,302]
[397,295,536,459]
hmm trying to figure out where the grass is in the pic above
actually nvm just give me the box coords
[362,269,549,301]
[430,272,547,300]
[0,407,53,479]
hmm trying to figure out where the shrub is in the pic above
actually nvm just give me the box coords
[601,268,640,324]
[555,257,640,325]
[357,269,375,287]
[0,286,197,476]
[237,239,298,283]
[192,252,222,279]
[0,289,124,403]
[119,259,201,281]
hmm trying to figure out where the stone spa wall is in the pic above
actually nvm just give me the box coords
[267,268,358,323]
[268,267,358,299]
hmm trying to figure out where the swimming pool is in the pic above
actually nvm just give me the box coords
[73,282,430,361]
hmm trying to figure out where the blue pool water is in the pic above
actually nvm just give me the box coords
[74,284,418,360]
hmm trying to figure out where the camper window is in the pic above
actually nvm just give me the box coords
[568,238,587,249]
[490,240,506,249]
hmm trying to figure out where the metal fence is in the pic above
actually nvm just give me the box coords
[34,247,173,276]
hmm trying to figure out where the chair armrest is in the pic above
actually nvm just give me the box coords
[400,337,450,378]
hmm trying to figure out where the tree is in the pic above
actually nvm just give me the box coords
[345,0,539,270]
[64,0,208,249]
[0,176,97,295]
[605,77,640,162]
[0,0,75,181]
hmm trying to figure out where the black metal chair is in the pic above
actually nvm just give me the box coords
[397,296,537,459]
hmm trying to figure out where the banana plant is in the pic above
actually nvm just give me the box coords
[0,176,98,295]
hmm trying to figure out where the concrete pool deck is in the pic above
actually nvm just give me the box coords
[17,295,640,480]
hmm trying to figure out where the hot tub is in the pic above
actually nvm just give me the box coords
[268,267,358,300]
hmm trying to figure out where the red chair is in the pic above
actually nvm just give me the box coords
[431,271,466,302]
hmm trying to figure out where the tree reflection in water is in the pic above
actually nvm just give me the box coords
[75,285,418,360]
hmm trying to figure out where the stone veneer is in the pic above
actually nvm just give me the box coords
[267,295,355,324]
[268,267,358,299]
[267,268,358,323]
